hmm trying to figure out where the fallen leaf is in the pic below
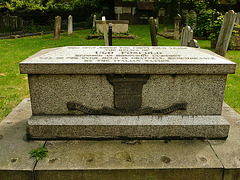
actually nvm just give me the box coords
[0,73,6,76]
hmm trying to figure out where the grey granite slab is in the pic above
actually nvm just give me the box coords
[34,140,223,180]
[19,46,236,75]
[0,99,44,180]
[209,102,240,180]
[2,99,240,179]
[28,74,227,115]
[26,115,229,139]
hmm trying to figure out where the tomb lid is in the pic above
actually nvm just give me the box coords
[19,46,236,75]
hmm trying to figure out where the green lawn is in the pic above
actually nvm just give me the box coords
[0,25,239,121]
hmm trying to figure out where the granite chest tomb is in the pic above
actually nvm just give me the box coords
[19,46,236,139]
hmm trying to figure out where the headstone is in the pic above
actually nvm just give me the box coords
[236,12,240,24]
[68,15,73,36]
[102,16,109,46]
[19,46,236,140]
[108,23,112,46]
[180,26,193,46]
[215,10,237,57]
[54,16,61,40]
[174,14,181,40]
[149,17,158,46]
[93,15,96,28]
[188,39,200,48]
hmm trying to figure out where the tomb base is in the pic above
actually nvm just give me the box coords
[27,115,229,140]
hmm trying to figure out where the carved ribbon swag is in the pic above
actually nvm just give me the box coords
[67,102,187,116]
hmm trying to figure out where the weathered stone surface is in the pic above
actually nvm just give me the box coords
[27,74,227,115]
[19,46,236,140]
[26,115,229,139]
[180,26,193,46]
[102,16,109,46]
[19,46,236,75]
[34,140,223,180]
[209,102,240,180]
[215,10,237,56]
[0,99,44,180]
[68,15,73,36]
[54,16,61,40]
[149,17,158,46]
[188,39,200,48]
[2,99,240,179]
[96,20,129,33]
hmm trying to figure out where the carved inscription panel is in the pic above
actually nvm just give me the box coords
[33,46,226,64]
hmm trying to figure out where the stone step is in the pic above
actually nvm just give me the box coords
[1,99,240,180]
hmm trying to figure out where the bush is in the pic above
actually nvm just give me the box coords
[209,14,224,41]
[194,9,215,37]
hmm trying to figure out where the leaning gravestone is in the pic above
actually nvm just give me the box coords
[215,10,237,57]
[180,26,193,46]
[19,46,236,140]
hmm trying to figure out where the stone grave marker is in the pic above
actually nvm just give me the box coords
[93,15,96,28]
[180,26,193,46]
[102,16,109,46]
[215,10,237,57]
[68,15,73,36]
[54,16,61,40]
[149,17,158,46]
[174,14,181,40]
[188,39,200,48]
[19,46,236,140]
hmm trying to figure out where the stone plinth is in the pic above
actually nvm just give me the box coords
[96,20,129,33]
[19,46,236,139]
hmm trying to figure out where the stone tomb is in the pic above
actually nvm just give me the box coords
[96,20,129,33]
[19,46,236,139]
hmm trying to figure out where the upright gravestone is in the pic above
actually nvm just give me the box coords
[180,26,193,46]
[174,14,181,40]
[215,10,237,57]
[102,16,109,46]
[19,46,236,140]
[149,17,158,46]
[93,15,96,29]
[54,16,61,40]
[68,15,73,36]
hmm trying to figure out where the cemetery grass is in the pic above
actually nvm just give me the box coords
[0,25,239,121]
